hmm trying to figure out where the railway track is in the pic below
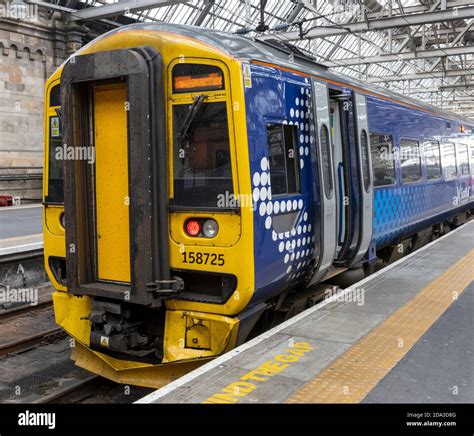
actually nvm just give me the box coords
[33,375,102,404]
[0,295,65,358]
[0,283,152,404]
[0,326,64,358]
[0,299,53,322]
[32,375,155,404]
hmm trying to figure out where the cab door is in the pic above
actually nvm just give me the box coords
[61,47,171,307]
[93,83,131,283]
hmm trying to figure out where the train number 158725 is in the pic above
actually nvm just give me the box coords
[181,251,225,266]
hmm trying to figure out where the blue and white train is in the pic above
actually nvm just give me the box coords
[43,23,474,385]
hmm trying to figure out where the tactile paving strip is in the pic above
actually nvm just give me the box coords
[286,249,474,403]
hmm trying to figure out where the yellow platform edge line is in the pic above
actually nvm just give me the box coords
[286,249,474,404]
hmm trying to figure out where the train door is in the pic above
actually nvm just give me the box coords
[309,85,374,283]
[469,143,474,203]
[310,79,337,281]
[61,48,171,308]
[347,92,374,267]
[93,83,131,283]
[329,94,347,256]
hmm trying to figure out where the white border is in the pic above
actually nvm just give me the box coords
[0,241,44,256]
[0,204,42,211]
[136,221,473,403]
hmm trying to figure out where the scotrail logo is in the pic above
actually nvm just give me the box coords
[452,186,470,206]
[18,410,56,430]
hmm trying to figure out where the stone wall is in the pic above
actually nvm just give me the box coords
[0,5,89,202]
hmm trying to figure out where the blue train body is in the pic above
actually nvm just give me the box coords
[245,63,474,303]
[368,95,473,246]
[246,64,318,302]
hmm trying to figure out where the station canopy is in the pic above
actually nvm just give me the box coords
[40,0,474,119]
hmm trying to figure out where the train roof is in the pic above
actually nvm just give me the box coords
[91,22,474,128]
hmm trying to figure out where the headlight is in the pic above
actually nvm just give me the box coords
[202,219,218,238]
[60,212,65,229]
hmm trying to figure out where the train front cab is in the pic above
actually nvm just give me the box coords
[43,32,260,386]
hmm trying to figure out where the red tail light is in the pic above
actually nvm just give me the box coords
[185,219,201,237]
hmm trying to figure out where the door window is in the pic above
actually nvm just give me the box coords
[266,123,300,196]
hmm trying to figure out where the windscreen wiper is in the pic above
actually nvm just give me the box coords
[177,93,207,145]
[55,107,62,121]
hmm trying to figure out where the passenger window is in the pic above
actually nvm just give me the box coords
[442,143,457,179]
[369,133,396,187]
[320,124,333,199]
[266,123,300,196]
[360,129,370,192]
[424,140,442,180]
[457,144,470,176]
[400,138,422,183]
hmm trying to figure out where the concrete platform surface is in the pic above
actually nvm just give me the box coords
[137,221,473,404]
[363,282,473,403]
[0,205,43,256]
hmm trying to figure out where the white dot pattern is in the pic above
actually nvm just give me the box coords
[251,82,314,282]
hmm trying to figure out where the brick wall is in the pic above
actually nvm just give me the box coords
[0,6,88,202]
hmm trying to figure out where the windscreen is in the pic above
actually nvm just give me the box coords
[172,101,233,208]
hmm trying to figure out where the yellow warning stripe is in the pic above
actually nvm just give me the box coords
[287,249,474,403]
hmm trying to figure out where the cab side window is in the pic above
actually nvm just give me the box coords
[47,84,64,203]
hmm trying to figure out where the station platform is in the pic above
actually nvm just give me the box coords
[0,205,43,257]
[138,221,474,404]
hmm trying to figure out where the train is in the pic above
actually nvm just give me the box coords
[43,23,474,388]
